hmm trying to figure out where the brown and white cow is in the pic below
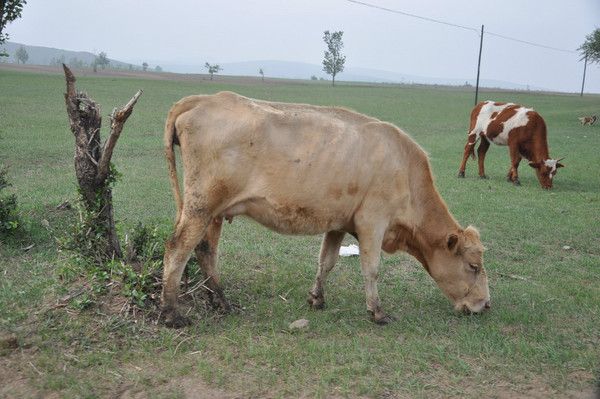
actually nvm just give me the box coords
[161,91,490,328]
[578,115,597,126]
[458,101,564,189]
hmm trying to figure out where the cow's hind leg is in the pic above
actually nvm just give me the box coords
[458,133,477,178]
[308,231,345,309]
[506,143,522,186]
[477,138,491,179]
[162,212,211,328]
[194,217,230,313]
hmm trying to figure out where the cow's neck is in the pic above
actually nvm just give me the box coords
[389,174,461,272]
[523,131,550,163]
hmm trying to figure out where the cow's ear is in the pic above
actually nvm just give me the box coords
[447,234,459,251]
[557,163,565,168]
[528,161,542,169]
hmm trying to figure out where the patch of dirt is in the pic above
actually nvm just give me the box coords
[116,377,242,399]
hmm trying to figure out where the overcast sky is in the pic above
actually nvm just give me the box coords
[5,0,600,92]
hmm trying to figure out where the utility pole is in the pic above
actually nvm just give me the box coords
[474,25,484,105]
[580,54,588,97]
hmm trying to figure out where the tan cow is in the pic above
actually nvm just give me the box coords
[161,92,490,327]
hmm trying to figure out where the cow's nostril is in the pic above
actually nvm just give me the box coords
[484,301,491,309]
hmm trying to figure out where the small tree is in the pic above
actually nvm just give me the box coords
[204,62,222,80]
[259,68,264,82]
[578,29,600,96]
[0,0,27,57]
[94,51,109,71]
[155,65,162,72]
[142,62,148,71]
[322,30,346,87]
[15,45,28,64]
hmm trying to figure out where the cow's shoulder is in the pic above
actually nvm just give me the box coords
[361,121,428,162]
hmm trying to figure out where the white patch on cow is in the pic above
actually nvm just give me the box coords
[491,107,532,146]
[545,159,558,178]
[470,101,513,141]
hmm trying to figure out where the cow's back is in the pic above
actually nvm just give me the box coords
[170,92,430,235]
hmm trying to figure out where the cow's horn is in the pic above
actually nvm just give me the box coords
[556,157,565,162]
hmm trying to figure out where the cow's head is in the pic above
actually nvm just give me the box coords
[528,158,564,189]
[427,226,490,314]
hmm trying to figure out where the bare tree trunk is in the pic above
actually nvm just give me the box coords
[62,64,142,260]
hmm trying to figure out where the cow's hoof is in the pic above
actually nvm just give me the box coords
[458,171,465,178]
[163,311,191,328]
[307,292,325,310]
[479,175,488,179]
[513,179,521,186]
[208,291,231,314]
[369,310,394,325]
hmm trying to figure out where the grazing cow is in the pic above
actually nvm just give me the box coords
[578,115,597,126]
[162,92,490,328]
[458,101,564,189]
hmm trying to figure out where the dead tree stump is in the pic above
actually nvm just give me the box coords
[62,64,142,260]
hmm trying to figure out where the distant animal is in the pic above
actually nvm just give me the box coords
[458,101,564,189]
[161,91,490,328]
[578,115,597,125]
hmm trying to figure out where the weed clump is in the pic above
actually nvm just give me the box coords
[0,166,20,235]
[59,222,167,310]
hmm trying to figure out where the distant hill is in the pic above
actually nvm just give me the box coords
[1,42,136,69]
[1,42,547,91]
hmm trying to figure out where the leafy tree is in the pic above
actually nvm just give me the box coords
[155,65,162,72]
[579,28,600,64]
[15,45,27,64]
[322,30,346,86]
[93,51,109,72]
[204,62,222,80]
[0,0,27,57]
[259,68,264,82]
[142,62,148,71]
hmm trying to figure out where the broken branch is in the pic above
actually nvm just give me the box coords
[96,89,143,184]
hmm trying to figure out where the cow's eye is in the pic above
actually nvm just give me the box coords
[468,263,480,272]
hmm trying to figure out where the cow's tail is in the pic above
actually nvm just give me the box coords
[164,106,184,226]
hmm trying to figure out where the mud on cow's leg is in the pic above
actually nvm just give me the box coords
[308,231,345,309]
[356,223,393,325]
[194,217,230,313]
[161,211,212,328]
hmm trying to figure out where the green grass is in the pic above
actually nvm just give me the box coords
[1,67,599,398]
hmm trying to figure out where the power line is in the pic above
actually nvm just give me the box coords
[485,31,576,54]
[345,0,577,54]
[345,0,478,33]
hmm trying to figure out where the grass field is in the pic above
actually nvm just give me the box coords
[1,66,599,398]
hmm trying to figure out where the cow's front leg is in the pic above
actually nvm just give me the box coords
[162,211,211,328]
[356,224,392,325]
[308,230,345,309]
[507,142,522,186]
[194,217,230,313]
